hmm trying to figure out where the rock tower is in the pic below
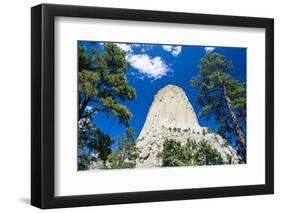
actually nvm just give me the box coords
[136,85,239,168]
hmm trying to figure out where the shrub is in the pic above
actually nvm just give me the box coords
[106,128,138,169]
[202,128,206,136]
[160,138,226,167]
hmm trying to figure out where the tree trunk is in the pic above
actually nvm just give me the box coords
[223,86,246,154]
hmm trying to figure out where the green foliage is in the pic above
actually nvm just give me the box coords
[78,117,113,170]
[202,128,206,136]
[139,137,145,141]
[190,53,246,159]
[160,139,226,167]
[173,127,177,132]
[79,46,91,72]
[106,128,139,169]
[78,43,136,125]
[78,43,137,170]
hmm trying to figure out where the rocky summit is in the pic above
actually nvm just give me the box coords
[136,85,240,168]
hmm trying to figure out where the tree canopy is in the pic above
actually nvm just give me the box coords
[190,53,246,160]
[160,138,226,167]
[106,128,138,169]
[78,43,136,169]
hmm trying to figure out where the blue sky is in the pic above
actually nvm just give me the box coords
[79,41,246,151]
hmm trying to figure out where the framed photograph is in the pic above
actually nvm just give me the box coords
[31,4,274,209]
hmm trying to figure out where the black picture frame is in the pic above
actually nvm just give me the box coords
[31,3,274,209]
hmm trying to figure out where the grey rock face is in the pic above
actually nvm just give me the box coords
[136,85,240,168]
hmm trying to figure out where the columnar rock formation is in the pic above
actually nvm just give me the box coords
[136,85,240,168]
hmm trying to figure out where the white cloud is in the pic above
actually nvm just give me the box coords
[84,106,93,113]
[112,43,171,80]
[171,46,182,56]
[132,44,141,47]
[115,43,143,53]
[204,47,216,53]
[162,45,173,52]
[116,43,133,53]
[162,45,182,56]
[114,43,156,55]
[127,54,170,79]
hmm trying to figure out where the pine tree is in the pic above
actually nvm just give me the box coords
[78,43,136,169]
[190,53,246,160]
[79,43,136,124]
[160,139,225,167]
[107,128,138,169]
[78,117,113,170]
